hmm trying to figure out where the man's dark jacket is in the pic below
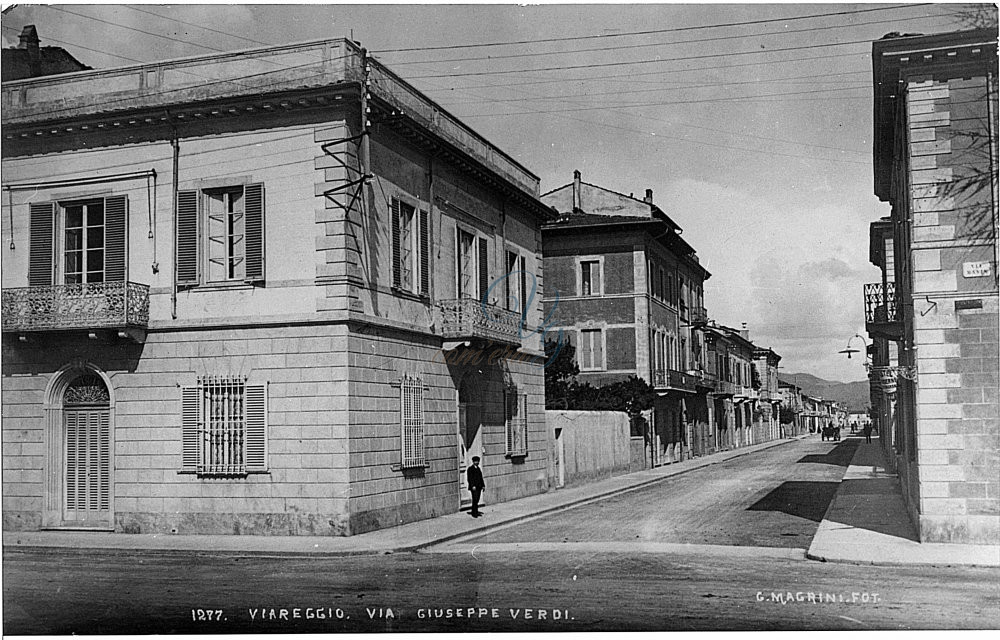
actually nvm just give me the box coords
[467,465,485,490]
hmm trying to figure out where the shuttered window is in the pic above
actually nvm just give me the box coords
[27,197,128,286]
[505,388,528,457]
[579,328,604,371]
[391,198,429,296]
[457,229,476,299]
[400,376,425,468]
[180,376,268,476]
[505,250,518,312]
[176,183,264,287]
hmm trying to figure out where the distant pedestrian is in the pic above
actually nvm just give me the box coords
[863,423,873,444]
[467,456,485,518]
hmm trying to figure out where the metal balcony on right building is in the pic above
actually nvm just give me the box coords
[863,281,903,340]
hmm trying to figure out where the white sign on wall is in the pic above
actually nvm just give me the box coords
[962,261,993,278]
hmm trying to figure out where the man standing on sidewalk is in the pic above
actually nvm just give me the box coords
[467,456,485,518]
[863,423,873,444]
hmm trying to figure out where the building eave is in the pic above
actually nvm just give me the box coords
[872,29,997,201]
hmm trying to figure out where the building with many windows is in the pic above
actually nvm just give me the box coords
[1,37,554,535]
[865,28,998,544]
[541,171,714,466]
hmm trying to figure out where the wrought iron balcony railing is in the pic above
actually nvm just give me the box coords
[715,380,736,396]
[689,305,709,326]
[652,368,698,392]
[438,298,521,347]
[864,282,902,339]
[2,282,150,335]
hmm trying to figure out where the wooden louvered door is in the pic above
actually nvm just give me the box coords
[63,407,111,526]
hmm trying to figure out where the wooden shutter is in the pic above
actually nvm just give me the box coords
[104,195,128,282]
[519,255,528,317]
[96,410,111,511]
[391,198,401,289]
[478,237,489,302]
[180,385,201,471]
[176,190,199,286]
[505,387,515,454]
[28,202,55,286]
[245,383,268,472]
[595,329,604,369]
[419,208,430,297]
[65,411,80,509]
[244,183,265,283]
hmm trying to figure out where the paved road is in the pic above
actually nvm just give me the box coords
[6,437,998,633]
[460,437,858,549]
[4,546,999,633]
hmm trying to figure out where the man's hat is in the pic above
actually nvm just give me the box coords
[472,456,481,462]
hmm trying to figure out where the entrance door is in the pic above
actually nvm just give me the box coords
[61,373,112,528]
[457,375,483,508]
[63,407,110,525]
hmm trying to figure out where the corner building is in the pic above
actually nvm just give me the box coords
[2,39,553,535]
[541,171,714,465]
[867,28,998,544]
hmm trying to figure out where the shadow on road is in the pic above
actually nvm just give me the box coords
[746,481,841,523]
[795,439,860,467]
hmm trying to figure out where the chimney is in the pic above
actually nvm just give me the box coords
[740,322,749,341]
[18,26,41,77]
[644,188,653,204]
[572,170,582,213]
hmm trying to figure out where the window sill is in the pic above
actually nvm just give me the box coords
[181,281,264,292]
[390,287,430,303]
[504,452,528,459]
[177,470,270,476]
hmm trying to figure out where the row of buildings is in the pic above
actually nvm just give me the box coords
[540,173,795,468]
[0,27,799,536]
[3,26,994,547]
[777,379,849,436]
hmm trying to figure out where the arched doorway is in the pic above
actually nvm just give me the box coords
[43,366,114,529]
[61,374,111,526]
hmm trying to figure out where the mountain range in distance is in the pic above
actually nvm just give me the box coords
[778,373,870,413]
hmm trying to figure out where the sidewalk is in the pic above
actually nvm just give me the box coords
[2,435,806,558]
[807,436,1000,567]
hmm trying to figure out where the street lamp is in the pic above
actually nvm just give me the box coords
[839,333,870,367]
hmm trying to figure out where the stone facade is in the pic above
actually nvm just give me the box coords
[869,29,999,544]
[2,38,553,535]
[541,171,718,467]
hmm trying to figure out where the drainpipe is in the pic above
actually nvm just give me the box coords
[168,113,179,319]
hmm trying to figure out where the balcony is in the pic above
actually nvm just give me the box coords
[689,305,709,326]
[715,380,736,397]
[2,282,150,341]
[653,369,698,392]
[864,282,903,340]
[438,298,521,348]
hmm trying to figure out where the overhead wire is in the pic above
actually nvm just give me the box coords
[373,3,936,53]
[378,9,954,67]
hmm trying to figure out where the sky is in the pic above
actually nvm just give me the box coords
[1,2,989,382]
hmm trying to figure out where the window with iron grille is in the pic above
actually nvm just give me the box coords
[400,376,425,468]
[505,387,528,456]
[181,376,268,476]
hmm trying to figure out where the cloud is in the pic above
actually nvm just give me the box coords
[660,178,876,381]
